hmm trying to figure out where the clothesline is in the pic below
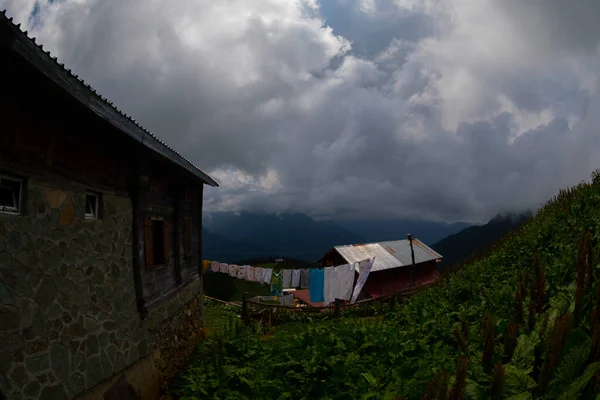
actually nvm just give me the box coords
[203,257,376,305]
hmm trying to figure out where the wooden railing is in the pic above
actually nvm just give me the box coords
[239,284,430,327]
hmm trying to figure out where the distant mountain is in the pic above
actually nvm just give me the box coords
[431,211,533,270]
[335,218,471,245]
[203,212,364,262]
[202,228,270,263]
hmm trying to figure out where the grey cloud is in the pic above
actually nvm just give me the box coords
[3,0,600,224]
[497,0,600,55]
[317,0,436,58]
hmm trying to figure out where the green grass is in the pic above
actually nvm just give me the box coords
[228,280,271,301]
[257,262,278,269]
[177,172,600,400]
[203,272,271,301]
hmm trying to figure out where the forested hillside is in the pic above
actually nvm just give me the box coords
[176,171,600,399]
[432,211,532,270]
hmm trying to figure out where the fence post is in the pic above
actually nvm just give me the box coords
[242,292,249,326]
[334,298,340,317]
[408,234,416,288]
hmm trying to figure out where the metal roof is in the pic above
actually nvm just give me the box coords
[0,10,218,187]
[379,239,442,267]
[322,239,442,273]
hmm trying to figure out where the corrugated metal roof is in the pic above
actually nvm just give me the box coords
[0,10,218,187]
[379,239,442,267]
[324,239,442,273]
[335,243,401,273]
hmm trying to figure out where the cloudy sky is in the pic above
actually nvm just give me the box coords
[3,0,600,223]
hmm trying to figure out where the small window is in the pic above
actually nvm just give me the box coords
[144,218,169,268]
[183,217,193,257]
[85,193,99,219]
[0,175,22,215]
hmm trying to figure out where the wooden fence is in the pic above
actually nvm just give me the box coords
[239,284,430,327]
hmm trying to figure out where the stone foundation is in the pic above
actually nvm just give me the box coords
[147,278,206,390]
[74,355,160,400]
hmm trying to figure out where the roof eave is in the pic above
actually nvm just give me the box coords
[2,10,219,188]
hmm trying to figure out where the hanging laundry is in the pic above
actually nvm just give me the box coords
[229,264,238,277]
[334,263,355,301]
[255,267,264,283]
[219,263,227,273]
[202,260,211,273]
[246,266,255,281]
[237,265,248,280]
[350,257,375,304]
[282,269,292,289]
[300,269,310,289]
[323,267,335,305]
[263,268,273,285]
[271,270,283,297]
[291,270,301,288]
[211,261,219,273]
[309,268,325,303]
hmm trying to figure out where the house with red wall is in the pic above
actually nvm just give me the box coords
[317,237,442,300]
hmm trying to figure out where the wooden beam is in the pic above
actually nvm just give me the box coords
[196,185,204,276]
[197,184,205,327]
[130,153,148,319]
[173,184,183,285]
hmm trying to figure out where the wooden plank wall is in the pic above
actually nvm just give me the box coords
[136,164,202,308]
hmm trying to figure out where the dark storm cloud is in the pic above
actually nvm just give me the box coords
[3,0,600,223]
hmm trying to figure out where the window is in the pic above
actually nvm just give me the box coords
[144,218,169,268]
[183,217,193,257]
[0,175,22,215]
[85,193,99,219]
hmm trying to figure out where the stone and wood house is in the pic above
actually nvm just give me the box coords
[317,237,442,299]
[0,10,218,400]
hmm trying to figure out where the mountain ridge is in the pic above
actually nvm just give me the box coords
[431,210,533,269]
[202,211,475,263]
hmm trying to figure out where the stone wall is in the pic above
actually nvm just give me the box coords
[73,355,160,400]
[147,278,205,390]
[0,177,150,400]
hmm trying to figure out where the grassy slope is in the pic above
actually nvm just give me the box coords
[202,298,241,336]
[179,177,600,400]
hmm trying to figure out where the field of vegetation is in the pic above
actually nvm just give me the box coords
[177,172,600,399]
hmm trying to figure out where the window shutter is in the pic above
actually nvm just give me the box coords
[163,220,169,265]
[144,219,154,268]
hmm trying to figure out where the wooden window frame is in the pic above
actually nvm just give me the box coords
[0,174,23,215]
[144,216,170,269]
